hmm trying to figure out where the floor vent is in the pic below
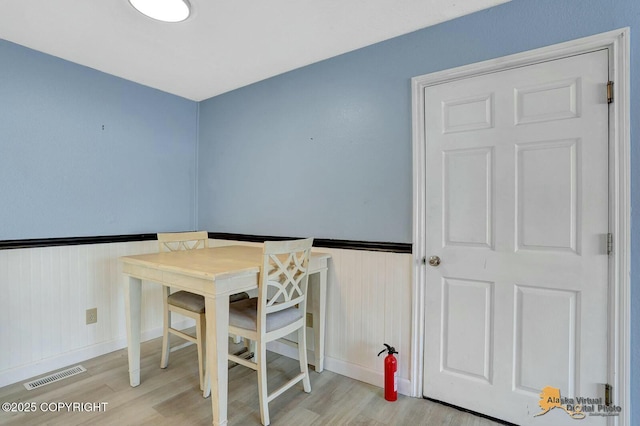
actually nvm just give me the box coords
[23,365,87,390]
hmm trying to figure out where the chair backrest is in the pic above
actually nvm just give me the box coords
[259,238,313,319]
[157,231,209,252]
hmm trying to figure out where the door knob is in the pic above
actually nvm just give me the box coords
[428,256,441,267]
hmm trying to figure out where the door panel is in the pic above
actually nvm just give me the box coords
[514,285,578,395]
[443,147,493,248]
[441,277,493,382]
[516,139,578,252]
[423,49,609,425]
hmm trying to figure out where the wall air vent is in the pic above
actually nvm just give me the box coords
[23,365,87,390]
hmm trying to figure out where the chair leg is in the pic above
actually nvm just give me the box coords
[202,315,210,398]
[257,341,270,426]
[195,313,206,392]
[298,326,311,393]
[160,288,171,369]
[203,372,210,399]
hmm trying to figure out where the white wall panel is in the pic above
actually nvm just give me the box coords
[324,247,413,392]
[0,240,414,397]
[0,240,162,387]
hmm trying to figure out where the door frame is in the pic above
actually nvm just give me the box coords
[410,28,630,425]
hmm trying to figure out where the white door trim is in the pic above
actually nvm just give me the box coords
[410,28,630,426]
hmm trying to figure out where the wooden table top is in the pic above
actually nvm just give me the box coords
[120,245,329,280]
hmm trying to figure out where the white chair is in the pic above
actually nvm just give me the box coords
[228,238,313,426]
[158,231,248,394]
[158,231,209,393]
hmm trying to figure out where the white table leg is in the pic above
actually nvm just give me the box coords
[125,276,142,387]
[312,268,327,373]
[205,294,230,426]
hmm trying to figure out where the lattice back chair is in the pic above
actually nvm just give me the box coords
[158,231,210,393]
[228,238,313,426]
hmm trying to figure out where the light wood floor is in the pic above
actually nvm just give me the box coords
[0,335,503,426]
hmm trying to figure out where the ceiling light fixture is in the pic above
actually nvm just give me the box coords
[129,0,191,23]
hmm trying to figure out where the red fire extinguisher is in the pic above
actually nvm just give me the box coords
[378,343,398,401]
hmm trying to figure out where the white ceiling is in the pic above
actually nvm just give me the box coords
[0,0,509,101]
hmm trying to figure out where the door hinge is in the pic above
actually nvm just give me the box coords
[607,233,613,255]
[604,383,612,406]
[607,81,614,104]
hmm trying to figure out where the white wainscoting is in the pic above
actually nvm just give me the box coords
[0,239,414,397]
[0,240,173,387]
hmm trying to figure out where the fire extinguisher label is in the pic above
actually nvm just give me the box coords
[394,372,397,392]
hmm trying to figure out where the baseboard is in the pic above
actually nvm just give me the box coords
[0,319,191,388]
[267,340,413,397]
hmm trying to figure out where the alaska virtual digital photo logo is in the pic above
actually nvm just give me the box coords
[534,386,622,420]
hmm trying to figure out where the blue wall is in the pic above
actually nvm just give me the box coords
[197,0,638,421]
[197,50,413,242]
[0,40,198,239]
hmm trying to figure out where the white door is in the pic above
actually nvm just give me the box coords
[422,50,609,425]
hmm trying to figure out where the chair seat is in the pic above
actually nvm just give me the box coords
[229,297,303,332]
[169,291,250,314]
[168,291,205,313]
